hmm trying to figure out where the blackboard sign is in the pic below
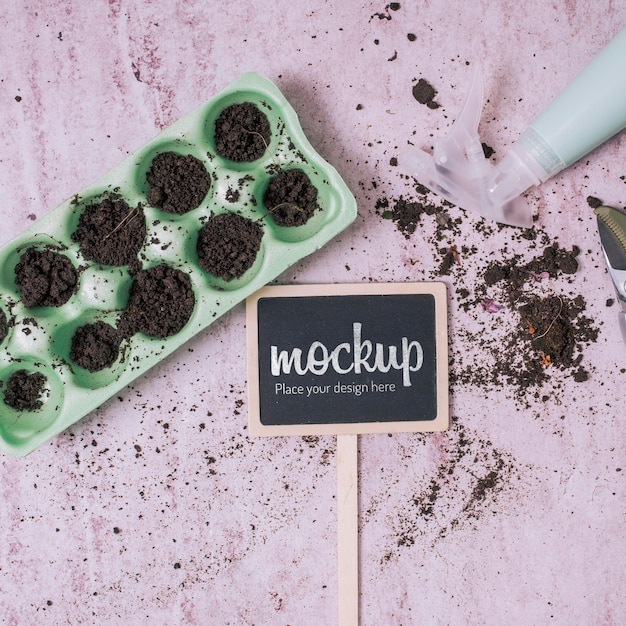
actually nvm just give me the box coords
[246,283,448,436]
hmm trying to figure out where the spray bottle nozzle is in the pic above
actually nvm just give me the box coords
[402,64,535,228]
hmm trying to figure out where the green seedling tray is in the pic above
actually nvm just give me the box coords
[0,73,357,456]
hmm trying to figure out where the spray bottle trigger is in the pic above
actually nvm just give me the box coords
[401,62,533,228]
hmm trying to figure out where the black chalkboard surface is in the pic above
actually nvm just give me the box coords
[246,283,448,436]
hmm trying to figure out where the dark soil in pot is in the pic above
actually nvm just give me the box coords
[70,321,122,372]
[262,168,320,227]
[3,369,46,411]
[146,151,211,215]
[118,264,195,339]
[72,195,146,268]
[196,212,263,281]
[213,102,271,162]
[14,247,78,308]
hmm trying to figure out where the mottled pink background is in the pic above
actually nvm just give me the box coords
[1,2,625,624]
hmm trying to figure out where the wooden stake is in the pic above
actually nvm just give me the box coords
[337,433,359,625]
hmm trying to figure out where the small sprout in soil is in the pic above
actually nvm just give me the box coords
[72,195,146,267]
[214,102,271,163]
[256,201,304,223]
[262,168,320,227]
[244,129,278,167]
[532,296,564,341]
[102,207,139,242]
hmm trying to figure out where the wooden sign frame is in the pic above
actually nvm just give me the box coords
[246,281,448,626]
[246,282,448,436]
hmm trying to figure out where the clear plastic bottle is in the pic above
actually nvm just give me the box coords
[403,26,626,227]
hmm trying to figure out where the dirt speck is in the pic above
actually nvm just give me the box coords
[412,78,440,109]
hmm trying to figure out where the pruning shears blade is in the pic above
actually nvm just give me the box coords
[595,205,626,345]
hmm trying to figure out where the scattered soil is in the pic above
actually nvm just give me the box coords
[488,257,591,389]
[378,178,599,403]
[483,244,580,289]
[520,295,583,367]
[14,247,78,308]
[412,78,440,109]
[370,2,400,21]
[372,79,601,408]
[70,321,122,372]
[214,102,271,162]
[378,192,435,239]
[72,195,146,268]
[262,168,320,227]
[196,213,263,281]
[146,151,211,214]
[382,418,518,557]
[470,245,598,393]
[225,187,240,203]
[119,264,195,339]
[0,309,8,344]
[378,183,459,241]
[3,369,46,411]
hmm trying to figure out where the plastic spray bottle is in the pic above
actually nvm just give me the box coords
[402,26,626,227]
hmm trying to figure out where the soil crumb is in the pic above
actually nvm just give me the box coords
[586,195,603,209]
[119,264,195,339]
[377,183,459,241]
[70,321,122,372]
[263,168,320,227]
[482,143,495,159]
[3,369,46,411]
[14,247,78,308]
[214,102,271,162]
[379,194,435,238]
[146,151,211,215]
[73,195,146,267]
[197,212,263,281]
[412,78,440,109]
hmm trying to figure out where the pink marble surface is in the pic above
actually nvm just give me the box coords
[1,2,625,624]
